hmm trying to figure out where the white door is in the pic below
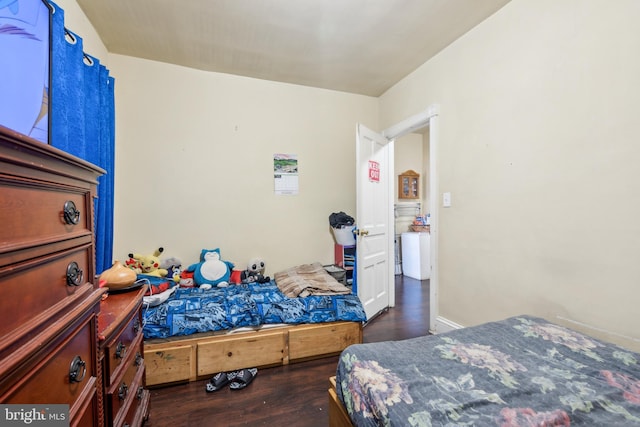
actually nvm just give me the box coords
[355,124,394,320]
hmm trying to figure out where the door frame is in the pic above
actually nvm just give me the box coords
[381,104,439,330]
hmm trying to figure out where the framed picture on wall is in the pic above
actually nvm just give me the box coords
[398,170,420,199]
[0,0,53,144]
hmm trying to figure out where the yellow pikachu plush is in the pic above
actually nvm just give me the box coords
[129,247,168,277]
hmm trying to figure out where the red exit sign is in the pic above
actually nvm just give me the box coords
[368,160,380,182]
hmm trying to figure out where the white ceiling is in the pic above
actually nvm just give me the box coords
[75,0,511,97]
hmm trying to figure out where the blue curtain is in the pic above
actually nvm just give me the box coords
[49,1,114,274]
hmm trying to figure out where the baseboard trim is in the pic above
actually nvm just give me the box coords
[430,316,464,334]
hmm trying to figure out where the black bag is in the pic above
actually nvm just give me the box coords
[329,211,354,228]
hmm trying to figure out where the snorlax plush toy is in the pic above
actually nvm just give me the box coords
[186,248,234,289]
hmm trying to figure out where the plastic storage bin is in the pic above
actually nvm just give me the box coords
[332,226,356,246]
[323,264,347,285]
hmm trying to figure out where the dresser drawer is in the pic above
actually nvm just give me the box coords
[69,384,100,427]
[107,358,145,424]
[0,179,92,255]
[1,311,97,411]
[119,385,150,427]
[0,244,94,341]
[104,313,143,386]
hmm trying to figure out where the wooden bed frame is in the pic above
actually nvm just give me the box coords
[143,321,362,387]
[328,376,353,427]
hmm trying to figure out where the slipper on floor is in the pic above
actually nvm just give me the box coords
[229,368,258,390]
[206,372,231,393]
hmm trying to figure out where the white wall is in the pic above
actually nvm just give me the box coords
[53,0,378,276]
[381,0,640,351]
[108,55,378,274]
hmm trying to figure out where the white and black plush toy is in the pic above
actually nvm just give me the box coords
[241,258,270,284]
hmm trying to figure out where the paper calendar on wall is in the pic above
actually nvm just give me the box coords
[274,153,299,195]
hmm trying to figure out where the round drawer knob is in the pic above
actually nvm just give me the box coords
[66,262,84,286]
[118,382,129,401]
[115,341,126,359]
[69,355,86,383]
[63,200,81,225]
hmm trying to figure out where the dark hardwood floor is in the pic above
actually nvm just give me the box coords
[145,275,429,427]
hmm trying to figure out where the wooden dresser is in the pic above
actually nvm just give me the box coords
[99,285,150,426]
[0,126,105,425]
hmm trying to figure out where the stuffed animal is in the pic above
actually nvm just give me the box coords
[179,270,195,288]
[186,248,234,288]
[161,257,182,282]
[129,247,168,278]
[125,255,142,274]
[241,257,270,284]
[166,264,182,282]
[229,268,243,285]
[160,256,182,270]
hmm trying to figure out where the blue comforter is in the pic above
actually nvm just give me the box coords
[142,280,366,339]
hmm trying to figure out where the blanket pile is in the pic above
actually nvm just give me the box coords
[275,262,352,298]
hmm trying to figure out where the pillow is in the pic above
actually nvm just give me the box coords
[143,286,176,307]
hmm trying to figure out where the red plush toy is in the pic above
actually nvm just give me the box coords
[230,269,243,285]
[179,270,195,288]
[125,256,142,273]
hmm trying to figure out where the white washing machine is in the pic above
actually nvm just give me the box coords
[401,232,431,280]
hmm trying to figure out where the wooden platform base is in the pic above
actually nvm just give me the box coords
[329,376,354,427]
[144,321,362,387]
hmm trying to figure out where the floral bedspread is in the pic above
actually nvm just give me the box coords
[142,280,366,339]
[336,316,640,426]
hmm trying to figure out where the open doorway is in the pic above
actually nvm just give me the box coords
[394,130,430,276]
[355,107,438,329]
[381,106,439,332]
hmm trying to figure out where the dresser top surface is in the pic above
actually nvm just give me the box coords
[98,285,147,340]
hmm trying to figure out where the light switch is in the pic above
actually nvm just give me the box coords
[443,192,451,207]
